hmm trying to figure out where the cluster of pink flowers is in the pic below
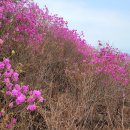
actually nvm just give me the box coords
[5,118,17,129]
[0,0,92,55]
[82,43,130,86]
[1,0,130,86]
[0,58,45,129]
[0,0,45,44]
[0,58,44,111]
[0,0,130,129]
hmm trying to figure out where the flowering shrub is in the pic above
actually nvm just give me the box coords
[87,43,130,86]
[0,0,92,54]
[0,0,45,44]
[0,0,130,97]
[0,57,44,129]
[78,42,129,88]
[1,0,130,129]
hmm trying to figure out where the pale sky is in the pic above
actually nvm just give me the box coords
[34,0,130,53]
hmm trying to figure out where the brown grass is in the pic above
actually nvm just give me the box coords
[1,35,130,130]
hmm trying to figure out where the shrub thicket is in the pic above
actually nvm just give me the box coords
[0,0,130,130]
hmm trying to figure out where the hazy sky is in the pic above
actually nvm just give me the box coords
[34,0,130,53]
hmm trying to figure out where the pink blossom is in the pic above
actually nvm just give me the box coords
[27,104,36,111]
[3,58,10,65]
[6,63,11,70]
[32,90,41,98]
[12,72,19,82]
[15,84,22,91]
[9,69,14,75]
[22,85,28,93]
[0,62,5,69]
[6,91,11,96]
[4,78,10,84]
[6,83,13,90]
[16,94,26,105]
[12,89,21,97]
[4,71,12,78]
[27,96,35,103]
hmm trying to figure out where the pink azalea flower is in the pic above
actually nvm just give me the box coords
[3,58,10,65]
[27,96,35,103]
[6,63,11,70]
[4,71,12,78]
[6,83,13,90]
[27,104,36,111]
[15,84,22,91]
[12,72,19,82]
[16,94,26,105]
[22,85,28,93]
[32,90,41,98]
[9,69,14,75]
[4,78,10,84]
[6,91,11,96]
[0,62,5,69]
[12,89,21,97]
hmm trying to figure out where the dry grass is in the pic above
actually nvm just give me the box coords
[1,35,130,130]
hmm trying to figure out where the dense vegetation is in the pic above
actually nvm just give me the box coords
[0,0,130,130]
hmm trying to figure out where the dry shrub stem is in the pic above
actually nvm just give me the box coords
[1,34,130,130]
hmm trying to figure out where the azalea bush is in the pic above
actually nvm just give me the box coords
[0,0,92,53]
[88,43,130,86]
[0,56,44,129]
[1,0,130,130]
